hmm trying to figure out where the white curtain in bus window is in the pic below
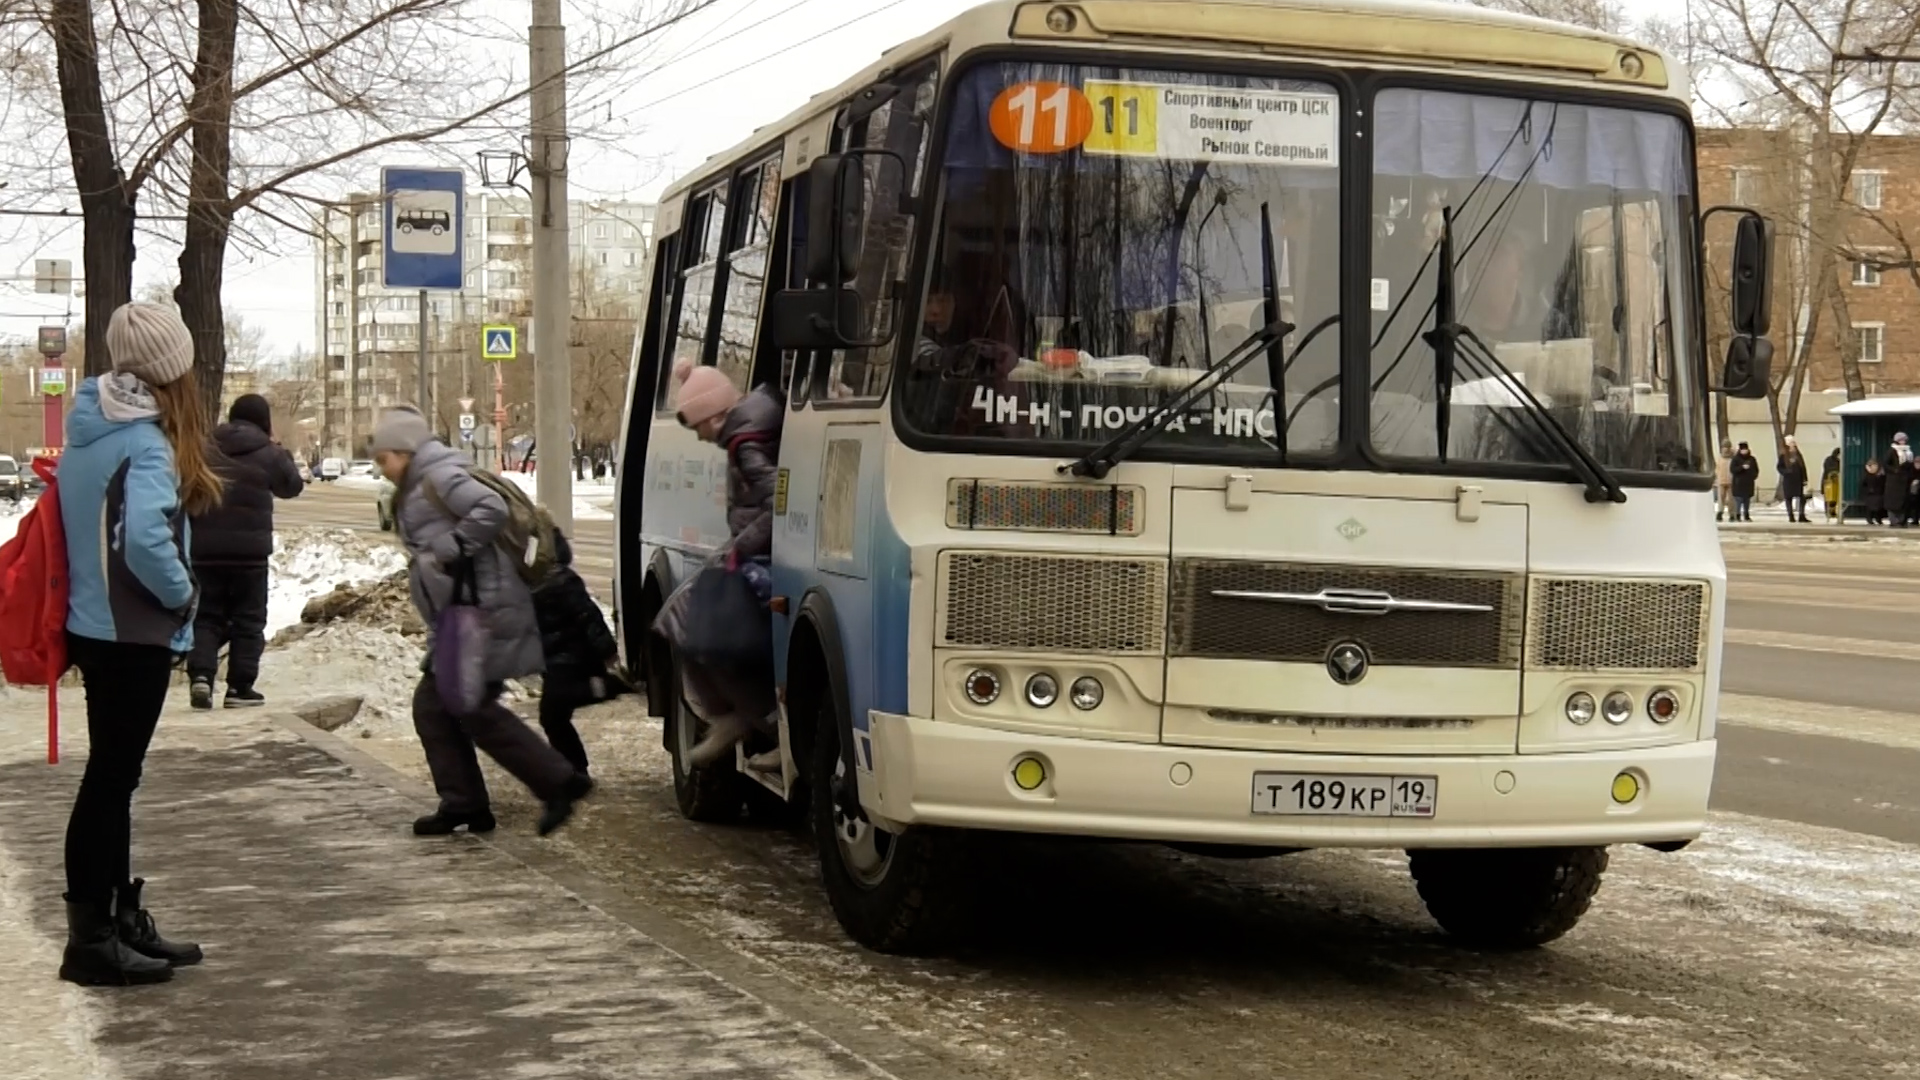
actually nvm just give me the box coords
[903,61,1344,463]
[1367,89,1705,476]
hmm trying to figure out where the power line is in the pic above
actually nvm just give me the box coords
[627,0,914,114]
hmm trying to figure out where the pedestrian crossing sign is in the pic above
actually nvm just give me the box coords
[481,325,518,361]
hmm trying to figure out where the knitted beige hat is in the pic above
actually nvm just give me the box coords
[104,302,194,387]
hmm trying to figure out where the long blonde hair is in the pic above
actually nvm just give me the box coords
[150,378,224,517]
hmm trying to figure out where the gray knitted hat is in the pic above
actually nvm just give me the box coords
[370,406,432,454]
[104,302,194,387]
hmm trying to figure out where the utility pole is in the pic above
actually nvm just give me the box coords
[346,206,362,457]
[417,288,431,421]
[529,0,574,533]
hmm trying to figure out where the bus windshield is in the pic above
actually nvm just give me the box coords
[902,60,1345,460]
[1368,88,1706,475]
[900,61,1706,479]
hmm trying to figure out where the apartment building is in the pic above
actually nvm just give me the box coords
[1697,127,1920,397]
[312,193,654,456]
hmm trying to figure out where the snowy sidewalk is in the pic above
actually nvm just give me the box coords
[0,691,896,1080]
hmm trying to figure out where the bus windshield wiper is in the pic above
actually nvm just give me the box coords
[1259,201,1288,465]
[1424,207,1626,505]
[1062,318,1294,480]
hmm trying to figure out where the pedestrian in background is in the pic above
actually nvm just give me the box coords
[56,302,223,986]
[373,406,592,838]
[1776,435,1809,524]
[1888,434,1915,527]
[188,393,304,710]
[1714,441,1734,522]
[1821,449,1842,523]
[1862,458,1889,525]
[1728,442,1759,523]
[530,528,632,778]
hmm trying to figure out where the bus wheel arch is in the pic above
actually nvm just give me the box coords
[793,591,968,955]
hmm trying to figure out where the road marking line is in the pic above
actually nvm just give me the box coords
[1720,693,1920,753]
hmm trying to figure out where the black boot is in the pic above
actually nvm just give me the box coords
[412,808,497,836]
[60,896,173,986]
[116,879,203,966]
[537,774,595,837]
[224,687,266,709]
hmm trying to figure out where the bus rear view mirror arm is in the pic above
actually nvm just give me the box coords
[767,287,883,351]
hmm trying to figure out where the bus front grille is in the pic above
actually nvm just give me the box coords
[1167,560,1524,668]
[1525,577,1709,672]
[938,552,1167,654]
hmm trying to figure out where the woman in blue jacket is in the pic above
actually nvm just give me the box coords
[56,302,224,987]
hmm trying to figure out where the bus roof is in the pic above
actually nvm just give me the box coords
[656,0,1680,208]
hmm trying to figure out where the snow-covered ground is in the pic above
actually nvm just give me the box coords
[0,496,35,547]
[266,528,409,636]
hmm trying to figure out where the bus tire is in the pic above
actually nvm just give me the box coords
[809,699,964,955]
[1408,846,1608,950]
[664,647,744,823]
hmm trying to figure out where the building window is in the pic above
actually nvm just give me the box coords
[466,271,479,288]
[1856,322,1884,364]
[1854,259,1882,286]
[1732,167,1758,207]
[497,270,518,288]
[621,225,638,240]
[597,251,609,266]
[1853,170,1884,210]
[593,223,610,240]
[625,250,638,267]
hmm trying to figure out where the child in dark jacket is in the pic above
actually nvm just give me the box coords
[530,529,631,776]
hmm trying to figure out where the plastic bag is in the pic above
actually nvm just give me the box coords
[655,563,772,677]
[434,556,491,717]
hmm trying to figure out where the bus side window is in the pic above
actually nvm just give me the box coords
[814,64,939,403]
[661,183,729,415]
[715,156,784,395]
[638,231,679,417]
[781,171,812,403]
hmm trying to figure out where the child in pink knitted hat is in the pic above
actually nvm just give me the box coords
[665,360,785,767]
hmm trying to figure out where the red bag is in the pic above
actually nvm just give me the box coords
[0,458,69,763]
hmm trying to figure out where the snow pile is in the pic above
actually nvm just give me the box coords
[275,569,424,645]
[500,470,614,522]
[0,497,34,547]
[257,622,424,739]
[267,528,408,636]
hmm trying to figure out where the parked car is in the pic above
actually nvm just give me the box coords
[348,459,376,477]
[319,458,345,482]
[0,456,22,503]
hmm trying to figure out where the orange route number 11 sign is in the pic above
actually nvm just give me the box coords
[988,81,1095,155]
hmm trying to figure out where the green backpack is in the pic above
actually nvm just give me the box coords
[422,468,560,586]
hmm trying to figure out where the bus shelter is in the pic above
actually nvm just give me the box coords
[1831,396,1920,520]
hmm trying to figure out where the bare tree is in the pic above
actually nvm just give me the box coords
[1469,0,1632,34]
[1686,0,1920,431]
[6,0,707,416]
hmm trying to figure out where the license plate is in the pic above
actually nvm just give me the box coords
[1251,773,1438,818]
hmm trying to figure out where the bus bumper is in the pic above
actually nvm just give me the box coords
[863,713,1714,848]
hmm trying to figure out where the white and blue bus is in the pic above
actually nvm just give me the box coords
[614,0,1776,953]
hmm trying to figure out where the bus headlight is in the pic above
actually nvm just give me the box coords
[1565,692,1596,725]
[1026,673,1060,708]
[1069,676,1104,711]
[1602,691,1635,725]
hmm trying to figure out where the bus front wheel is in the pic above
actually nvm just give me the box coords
[664,647,745,823]
[1408,846,1608,950]
[810,701,965,954]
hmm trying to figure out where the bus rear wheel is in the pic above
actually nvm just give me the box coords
[664,647,744,823]
[809,701,965,954]
[1408,846,1609,949]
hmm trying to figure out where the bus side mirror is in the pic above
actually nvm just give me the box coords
[1719,334,1773,400]
[766,288,868,351]
[804,155,864,286]
[1730,214,1775,337]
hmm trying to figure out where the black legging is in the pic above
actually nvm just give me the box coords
[65,634,175,906]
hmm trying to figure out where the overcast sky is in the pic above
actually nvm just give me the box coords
[0,0,1671,360]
